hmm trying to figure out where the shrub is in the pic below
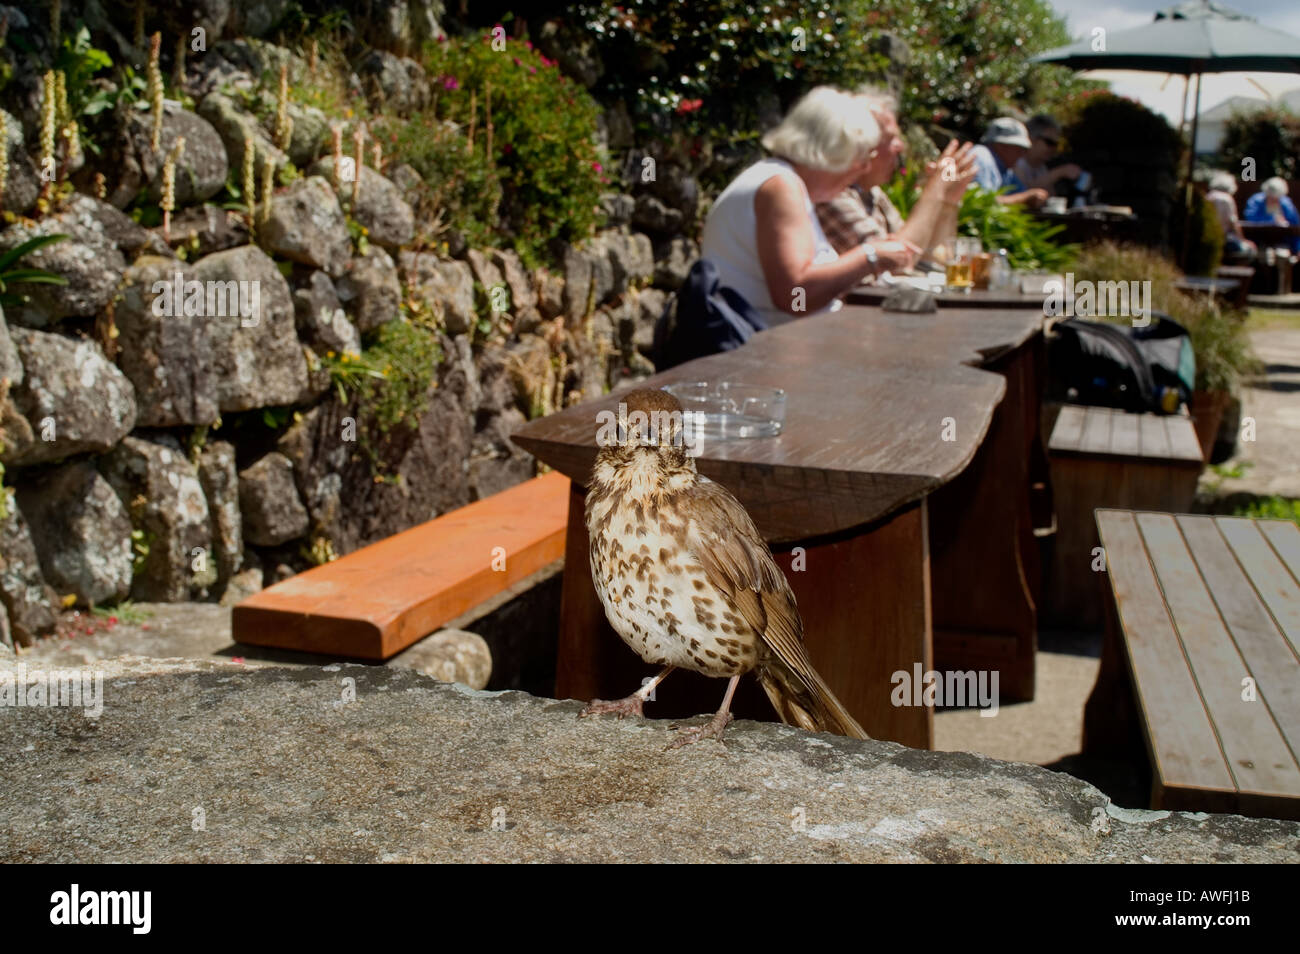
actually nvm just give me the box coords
[1168,189,1225,278]
[406,31,607,267]
[1218,106,1300,182]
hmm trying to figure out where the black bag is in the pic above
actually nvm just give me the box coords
[1048,313,1196,413]
[652,258,769,370]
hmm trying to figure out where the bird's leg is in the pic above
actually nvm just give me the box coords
[580,666,675,720]
[668,675,740,749]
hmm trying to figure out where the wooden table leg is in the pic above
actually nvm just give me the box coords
[930,342,1039,702]
[555,484,934,748]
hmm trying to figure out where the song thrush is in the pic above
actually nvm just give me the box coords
[580,387,869,747]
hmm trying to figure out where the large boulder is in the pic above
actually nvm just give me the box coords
[492,249,540,330]
[101,435,215,602]
[561,243,593,326]
[259,175,351,277]
[469,406,535,500]
[239,452,309,547]
[113,256,219,428]
[0,305,29,450]
[355,49,429,114]
[335,247,401,334]
[164,204,251,257]
[59,195,172,258]
[111,104,229,208]
[1,107,39,215]
[0,500,59,645]
[1,329,136,467]
[400,252,474,335]
[16,461,133,606]
[197,90,288,183]
[292,270,360,356]
[190,245,309,411]
[197,440,243,593]
[307,158,416,249]
[0,207,127,328]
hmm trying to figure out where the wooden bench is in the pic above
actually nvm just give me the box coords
[1084,510,1300,820]
[1044,404,1203,629]
[231,471,570,659]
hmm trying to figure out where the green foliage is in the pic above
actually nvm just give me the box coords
[353,319,442,436]
[1060,91,1184,162]
[1218,106,1300,182]
[883,166,1076,270]
[0,234,70,307]
[91,600,152,624]
[1231,495,1300,525]
[56,25,114,118]
[1168,190,1225,278]
[318,348,386,404]
[387,30,605,266]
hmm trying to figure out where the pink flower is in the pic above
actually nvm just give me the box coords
[593,161,602,172]
[443,76,460,90]
[513,56,521,66]
[529,66,536,74]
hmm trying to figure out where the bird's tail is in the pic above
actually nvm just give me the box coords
[757,656,870,740]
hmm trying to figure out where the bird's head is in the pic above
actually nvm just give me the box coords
[592,387,697,491]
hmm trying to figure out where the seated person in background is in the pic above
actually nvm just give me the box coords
[1205,171,1256,261]
[969,117,1050,207]
[1013,115,1083,193]
[815,87,977,272]
[1244,177,1300,254]
[696,86,924,330]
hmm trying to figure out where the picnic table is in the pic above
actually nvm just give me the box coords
[1241,223,1300,294]
[1085,510,1300,820]
[513,304,1049,747]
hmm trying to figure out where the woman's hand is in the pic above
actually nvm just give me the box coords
[871,238,922,274]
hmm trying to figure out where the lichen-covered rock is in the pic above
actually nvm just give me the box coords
[600,192,635,226]
[283,102,330,167]
[1,107,39,215]
[113,256,219,428]
[632,193,683,235]
[2,329,136,467]
[259,175,351,277]
[561,243,592,326]
[600,230,654,300]
[198,90,288,183]
[198,440,243,593]
[389,629,492,688]
[0,305,25,444]
[190,245,309,411]
[101,435,214,602]
[165,204,251,257]
[470,406,535,500]
[534,267,564,321]
[16,461,133,606]
[307,159,415,249]
[114,104,229,208]
[335,247,401,333]
[239,452,309,547]
[0,208,127,327]
[466,248,506,317]
[401,252,474,335]
[355,49,429,114]
[292,270,360,356]
[61,195,172,258]
[624,287,667,356]
[492,249,539,324]
[0,500,59,645]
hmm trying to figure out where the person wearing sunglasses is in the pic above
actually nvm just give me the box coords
[1013,115,1083,194]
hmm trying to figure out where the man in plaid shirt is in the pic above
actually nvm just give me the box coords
[816,90,969,279]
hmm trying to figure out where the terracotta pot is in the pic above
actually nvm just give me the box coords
[1189,389,1230,462]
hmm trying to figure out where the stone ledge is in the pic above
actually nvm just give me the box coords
[1,656,1295,863]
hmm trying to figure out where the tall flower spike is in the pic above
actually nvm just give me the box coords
[148,32,164,153]
[352,125,365,206]
[331,124,343,189]
[161,136,185,244]
[0,112,9,206]
[275,65,291,151]
[243,136,256,237]
[260,155,274,225]
[40,71,56,199]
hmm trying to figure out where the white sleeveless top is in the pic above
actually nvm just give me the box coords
[699,158,842,327]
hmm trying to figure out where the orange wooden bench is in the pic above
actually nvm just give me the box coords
[232,471,570,659]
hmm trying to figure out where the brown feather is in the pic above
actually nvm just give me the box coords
[682,477,869,739]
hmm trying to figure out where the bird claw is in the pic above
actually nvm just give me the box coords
[666,711,734,750]
[580,696,645,720]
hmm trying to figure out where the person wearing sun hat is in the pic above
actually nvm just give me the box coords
[969,116,1050,208]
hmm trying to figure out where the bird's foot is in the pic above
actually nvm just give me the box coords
[580,695,645,720]
[667,710,735,749]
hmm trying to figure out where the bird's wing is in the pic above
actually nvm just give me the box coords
[679,477,809,675]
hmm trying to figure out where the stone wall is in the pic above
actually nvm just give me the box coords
[0,11,699,648]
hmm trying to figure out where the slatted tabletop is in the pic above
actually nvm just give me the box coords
[1050,404,1204,465]
[1096,509,1300,819]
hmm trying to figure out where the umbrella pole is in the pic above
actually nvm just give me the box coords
[1180,72,1204,270]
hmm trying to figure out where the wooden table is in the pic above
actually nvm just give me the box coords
[1242,224,1300,294]
[513,305,1046,747]
[847,284,1048,310]
[1031,209,1142,246]
[1085,510,1300,820]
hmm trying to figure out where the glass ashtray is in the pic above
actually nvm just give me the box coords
[662,382,786,440]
